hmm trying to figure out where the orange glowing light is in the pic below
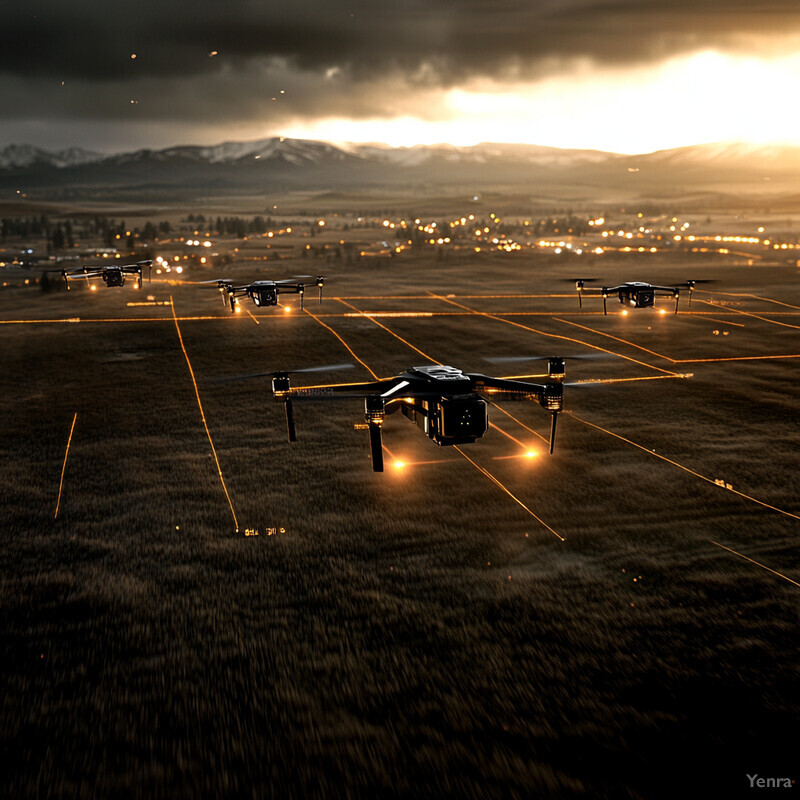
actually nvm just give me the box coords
[393,461,406,469]
[284,306,291,313]
[526,451,537,458]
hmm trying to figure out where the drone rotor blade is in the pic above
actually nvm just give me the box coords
[209,363,355,383]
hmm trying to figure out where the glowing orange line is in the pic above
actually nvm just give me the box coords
[553,317,676,362]
[674,354,800,364]
[696,315,746,327]
[303,307,379,379]
[698,289,800,311]
[489,421,527,449]
[428,292,678,376]
[453,446,564,541]
[570,374,693,384]
[337,298,440,364]
[489,402,549,444]
[710,541,800,589]
[171,296,239,532]
[244,307,260,325]
[54,412,77,519]
[568,411,800,522]
[696,298,800,330]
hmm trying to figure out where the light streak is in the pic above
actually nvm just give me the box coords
[343,312,434,318]
[244,306,260,325]
[554,317,676,363]
[489,421,527,449]
[427,292,678,376]
[697,289,800,311]
[489,402,549,445]
[54,413,77,520]
[569,374,693,385]
[453,446,564,541]
[698,316,746,328]
[568,411,800,522]
[171,297,239,532]
[303,307,379,379]
[696,297,800,331]
[337,298,440,364]
[710,541,800,589]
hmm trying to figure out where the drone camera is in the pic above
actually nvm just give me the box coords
[253,288,277,307]
[438,397,488,440]
[103,269,124,287]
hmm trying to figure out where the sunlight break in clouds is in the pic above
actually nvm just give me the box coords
[281,50,800,154]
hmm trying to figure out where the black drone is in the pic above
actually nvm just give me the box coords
[272,361,566,472]
[575,279,689,314]
[208,276,324,312]
[61,260,153,290]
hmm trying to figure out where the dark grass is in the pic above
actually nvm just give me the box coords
[2,235,800,798]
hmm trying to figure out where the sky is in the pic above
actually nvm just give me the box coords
[2,0,800,155]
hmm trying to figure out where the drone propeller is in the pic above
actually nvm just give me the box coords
[484,353,607,364]
[563,277,601,307]
[680,279,716,309]
[210,363,355,383]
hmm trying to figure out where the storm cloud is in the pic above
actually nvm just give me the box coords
[2,0,800,149]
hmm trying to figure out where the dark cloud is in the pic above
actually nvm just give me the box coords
[4,0,800,82]
[2,0,800,148]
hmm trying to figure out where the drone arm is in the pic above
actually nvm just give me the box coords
[473,375,546,399]
[278,378,394,400]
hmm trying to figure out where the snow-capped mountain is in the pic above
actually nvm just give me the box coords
[0,144,103,169]
[2,137,800,200]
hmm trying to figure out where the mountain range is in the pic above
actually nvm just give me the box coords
[3,138,800,202]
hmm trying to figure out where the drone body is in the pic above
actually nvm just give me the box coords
[61,260,152,290]
[211,276,324,312]
[576,280,680,314]
[273,361,565,472]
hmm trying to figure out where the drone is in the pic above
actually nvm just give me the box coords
[208,276,324,312]
[574,279,687,314]
[61,260,153,290]
[271,360,566,472]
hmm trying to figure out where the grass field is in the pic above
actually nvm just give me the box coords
[2,226,799,797]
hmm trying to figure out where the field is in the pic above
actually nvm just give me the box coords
[2,200,799,798]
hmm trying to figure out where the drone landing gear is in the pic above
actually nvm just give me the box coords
[365,395,386,472]
[283,397,297,442]
[549,411,559,454]
[368,422,384,472]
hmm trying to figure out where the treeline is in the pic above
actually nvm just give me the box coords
[1,215,172,250]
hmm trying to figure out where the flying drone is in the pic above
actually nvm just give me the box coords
[271,361,566,472]
[574,279,697,314]
[61,260,153,290]
[206,276,324,312]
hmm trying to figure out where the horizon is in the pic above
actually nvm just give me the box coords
[3,133,798,161]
